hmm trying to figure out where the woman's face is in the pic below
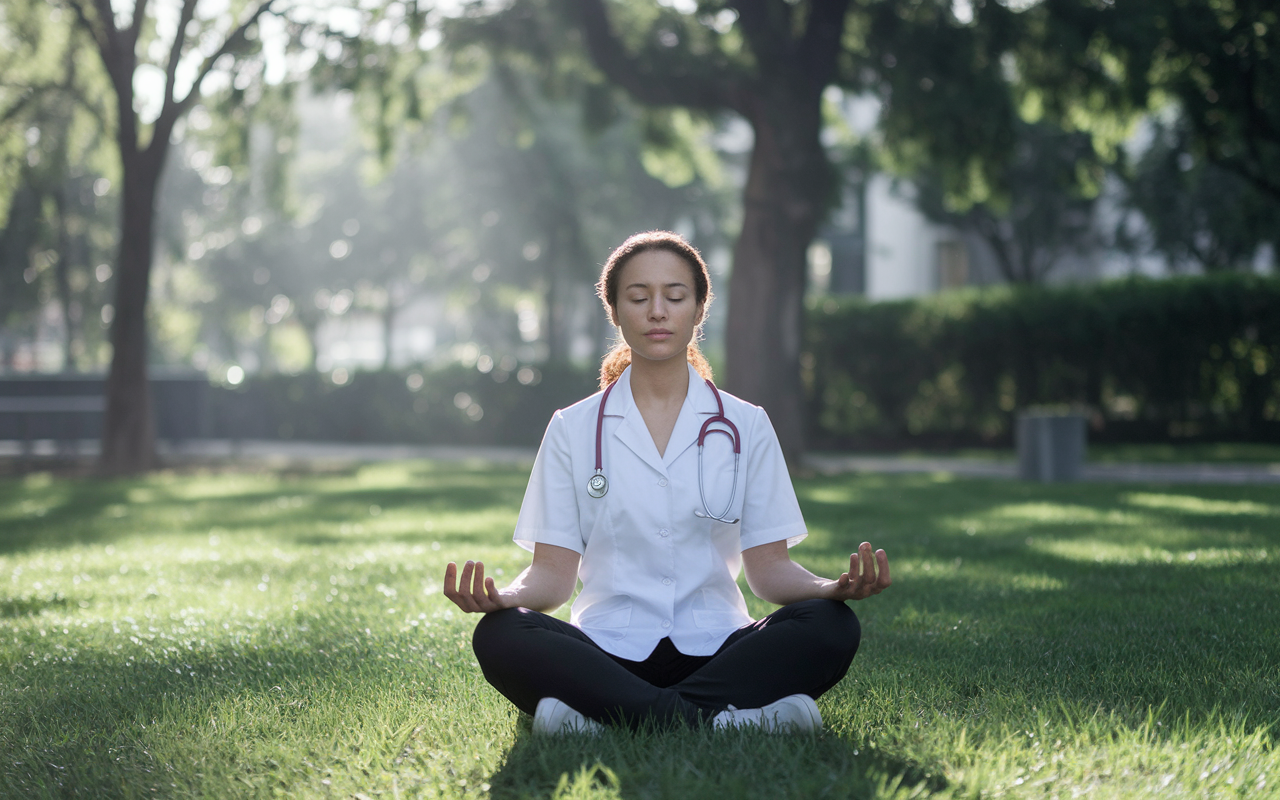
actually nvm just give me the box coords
[611,249,704,366]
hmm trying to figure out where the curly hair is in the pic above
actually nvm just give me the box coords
[596,231,715,389]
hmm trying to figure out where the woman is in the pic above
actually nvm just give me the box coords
[443,230,891,733]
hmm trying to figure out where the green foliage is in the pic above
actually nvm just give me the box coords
[1,467,1278,797]
[1123,116,1280,272]
[806,274,1280,447]
[209,364,598,446]
[913,120,1104,284]
[0,1,116,366]
[1043,0,1280,203]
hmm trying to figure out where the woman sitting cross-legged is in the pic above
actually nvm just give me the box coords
[442,230,891,733]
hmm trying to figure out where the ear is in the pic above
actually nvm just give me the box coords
[607,304,620,328]
[694,302,705,326]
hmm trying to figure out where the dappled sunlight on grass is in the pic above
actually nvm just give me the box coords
[1,464,1278,797]
[1123,491,1279,517]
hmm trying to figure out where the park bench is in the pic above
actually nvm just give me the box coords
[0,394,105,455]
[0,373,209,458]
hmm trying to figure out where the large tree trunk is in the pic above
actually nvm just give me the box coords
[100,148,164,474]
[724,93,830,463]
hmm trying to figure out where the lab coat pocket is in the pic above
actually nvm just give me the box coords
[691,588,742,630]
[577,597,632,640]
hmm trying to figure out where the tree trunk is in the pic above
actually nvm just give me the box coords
[724,94,830,463]
[100,148,164,474]
[54,187,76,371]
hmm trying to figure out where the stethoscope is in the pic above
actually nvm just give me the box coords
[587,377,742,524]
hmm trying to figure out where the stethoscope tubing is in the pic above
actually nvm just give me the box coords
[589,377,741,523]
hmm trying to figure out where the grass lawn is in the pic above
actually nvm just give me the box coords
[1,462,1277,799]
[828,442,1280,465]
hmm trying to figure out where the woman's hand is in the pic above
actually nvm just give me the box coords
[442,560,509,614]
[829,542,892,601]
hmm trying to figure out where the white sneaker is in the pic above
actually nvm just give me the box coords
[713,693,822,733]
[532,697,605,735]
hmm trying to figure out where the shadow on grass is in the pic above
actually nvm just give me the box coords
[0,628,435,798]
[0,462,531,555]
[0,593,69,617]
[486,724,947,800]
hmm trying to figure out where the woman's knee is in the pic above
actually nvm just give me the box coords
[793,599,861,656]
[471,607,523,662]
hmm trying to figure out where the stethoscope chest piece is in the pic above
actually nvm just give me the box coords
[587,472,608,498]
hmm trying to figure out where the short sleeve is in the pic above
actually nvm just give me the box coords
[737,406,808,551]
[512,410,586,554]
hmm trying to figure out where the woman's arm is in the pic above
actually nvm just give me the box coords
[442,543,580,614]
[742,540,891,606]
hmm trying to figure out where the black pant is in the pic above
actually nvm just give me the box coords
[471,598,860,729]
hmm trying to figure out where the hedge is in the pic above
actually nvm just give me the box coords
[206,274,1280,449]
[207,364,598,447]
[805,273,1280,448]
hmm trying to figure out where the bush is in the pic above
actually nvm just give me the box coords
[207,363,598,447]
[805,273,1280,448]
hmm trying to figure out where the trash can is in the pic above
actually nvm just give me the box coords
[1017,410,1087,482]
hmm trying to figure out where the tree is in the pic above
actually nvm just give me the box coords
[59,0,275,473]
[0,1,116,372]
[446,0,1028,460]
[1044,0,1280,203]
[914,120,1104,284]
[1124,116,1280,272]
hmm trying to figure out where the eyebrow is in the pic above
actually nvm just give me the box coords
[624,282,691,291]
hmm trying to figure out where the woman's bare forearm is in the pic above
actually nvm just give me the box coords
[743,551,836,606]
[742,540,892,606]
[496,563,574,612]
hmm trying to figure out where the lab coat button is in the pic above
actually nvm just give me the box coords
[658,479,668,487]
[662,619,671,628]
[658,528,669,537]
[662,577,672,585]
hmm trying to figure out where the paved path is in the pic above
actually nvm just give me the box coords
[4,439,1280,484]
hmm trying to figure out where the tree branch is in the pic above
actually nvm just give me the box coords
[64,0,111,61]
[129,0,151,49]
[148,0,274,156]
[730,0,792,74]
[90,0,121,54]
[177,0,274,110]
[574,0,741,113]
[798,0,852,93]
[163,0,200,110]
[0,91,35,128]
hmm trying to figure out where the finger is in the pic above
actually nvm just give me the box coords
[454,561,479,612]
[859,542,875,583]
[875,549,892,589]
[844,551,864,597]
[443,562,478,612]
[853,543,875,597]
[483,576,504,610]
[442,562,458,599]
[470,561,488,604]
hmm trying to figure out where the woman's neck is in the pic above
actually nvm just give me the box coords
[628,353,690,406]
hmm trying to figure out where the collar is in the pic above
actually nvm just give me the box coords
[603,362,719,418]
[606,363,721,473]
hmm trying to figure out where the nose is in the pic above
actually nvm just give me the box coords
[648,297,667,321]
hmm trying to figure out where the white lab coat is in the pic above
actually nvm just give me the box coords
[513,362,807,661]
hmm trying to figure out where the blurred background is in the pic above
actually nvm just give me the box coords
[1,0,1278,469]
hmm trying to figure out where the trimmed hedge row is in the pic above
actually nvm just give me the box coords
[805,273,1280,447]
[207,364,598,447]
[207,274,1280,449]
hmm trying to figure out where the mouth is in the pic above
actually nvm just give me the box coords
[645,329,674,340]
